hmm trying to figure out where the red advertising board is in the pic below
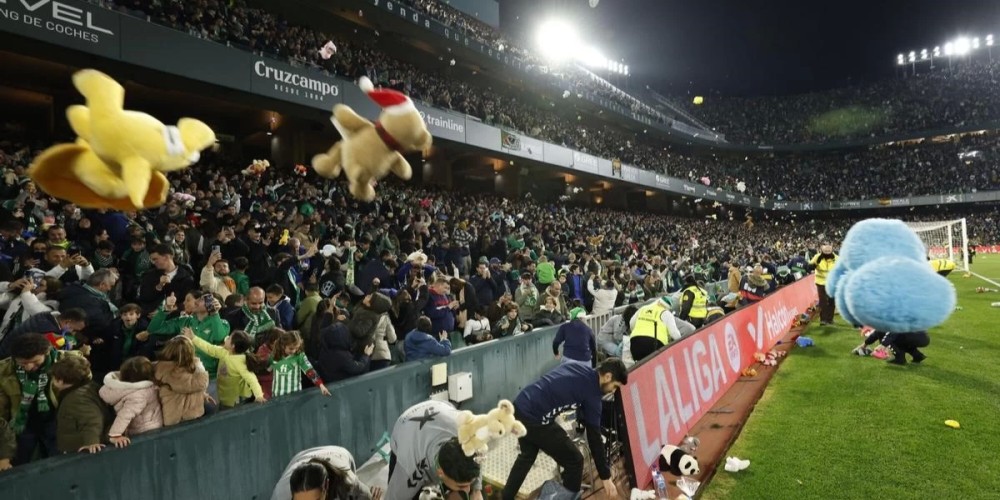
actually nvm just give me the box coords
[620,276,818,487]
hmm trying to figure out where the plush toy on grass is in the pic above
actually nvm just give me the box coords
[29,69,215,210]
[312,77,432,201]
[826,219,956,332]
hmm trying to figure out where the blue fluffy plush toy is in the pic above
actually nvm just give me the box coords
[825,219,956,332]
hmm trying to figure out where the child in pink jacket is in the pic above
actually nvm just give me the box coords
[99,356,164,448]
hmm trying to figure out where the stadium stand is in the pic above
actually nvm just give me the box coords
[1,0,1000,498]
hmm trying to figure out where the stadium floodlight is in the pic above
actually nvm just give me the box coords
[954,36,971,55]
[934,46,941,57]
[920,49,928,60]
[536,19,580,62]
[944,42,954,56]
[624,65,629,76]
[897,53,905,65]
[988,34,995,46]
[973,37,981,49]
[908,51,916,62]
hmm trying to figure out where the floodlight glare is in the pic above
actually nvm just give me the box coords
[920,49,928,60]
[988,34,995,46]
[934,46,941,57]
[954,37,971,55]
[945,42,954,56]
[897,53,905,65]
[973,37,980,49]
[908,51,916,62]
[578,46,607,68]
[624,65,629,76]
[536,19,580,62]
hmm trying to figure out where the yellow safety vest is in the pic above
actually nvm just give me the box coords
[930,259,955,272]
[683,286,708,319]
[632,302,671,345]
[809,253,838,286]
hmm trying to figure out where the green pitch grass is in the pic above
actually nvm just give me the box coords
[701,257,1000,500]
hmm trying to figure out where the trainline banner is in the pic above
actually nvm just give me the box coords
[620,276,818,487]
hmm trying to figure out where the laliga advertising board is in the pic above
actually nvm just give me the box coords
[620,276,818,487]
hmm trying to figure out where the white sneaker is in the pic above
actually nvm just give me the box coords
[724,457,751,472]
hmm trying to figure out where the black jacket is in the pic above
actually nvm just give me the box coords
[313,323,370,382]
[58,283,117,344]
[137,265,197,314]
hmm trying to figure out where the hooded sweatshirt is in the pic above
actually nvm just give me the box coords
[99,371,164,437]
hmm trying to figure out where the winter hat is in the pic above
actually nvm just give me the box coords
[569,307,586,320]
[660,296,674,310]
[358,77,416,115]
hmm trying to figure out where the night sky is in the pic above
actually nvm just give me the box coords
[499,0,1000,96]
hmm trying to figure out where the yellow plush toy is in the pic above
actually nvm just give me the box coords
[28,69,215,210]
[455,400,527,457]
[312,77,432,201]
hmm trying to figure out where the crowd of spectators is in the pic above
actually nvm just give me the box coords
[680,59,1000,145]
[679,132,1000,201]
[91,0,1000,154]
[1,118,998,470]
[77,0,1000,202]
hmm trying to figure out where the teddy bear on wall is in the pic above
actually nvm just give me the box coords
[28,69,215,210]
[455,399,527,458]
[312,77,432,201]
[825,218,956,332]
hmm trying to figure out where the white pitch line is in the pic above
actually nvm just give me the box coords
[970,272,1000,289]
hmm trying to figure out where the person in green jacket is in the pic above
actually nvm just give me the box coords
[148,290,230,396]
[230,257,251,297]
[294,283,322,333]
[535,256,556,293]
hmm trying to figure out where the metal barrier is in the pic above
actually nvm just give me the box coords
[0,325,567,500]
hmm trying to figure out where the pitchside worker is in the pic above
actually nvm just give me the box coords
[677,275,709,328]
[502,359,628,500]
[810,244,838,325]
[628,296,694,362]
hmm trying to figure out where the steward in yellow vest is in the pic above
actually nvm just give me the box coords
[678,275,709,328]
[630,297,676,362]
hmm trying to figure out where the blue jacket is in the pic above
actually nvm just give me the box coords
[513,363,603,428]
[552,320,596,365]
[404,329,452,361]
[272,296,295,330]
[423,290,455,334]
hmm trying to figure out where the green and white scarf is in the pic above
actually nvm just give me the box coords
[13,349,58,434]
[242,305,276,337]
[83,283,119,316]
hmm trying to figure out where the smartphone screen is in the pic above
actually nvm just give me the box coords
[203,294,215,311]
[212,245,221,254]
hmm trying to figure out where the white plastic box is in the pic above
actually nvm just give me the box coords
[448,372,473,402]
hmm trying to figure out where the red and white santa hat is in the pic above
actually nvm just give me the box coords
[358,76,415,115]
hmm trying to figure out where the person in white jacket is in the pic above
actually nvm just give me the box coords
[41,247,94,282]
[0,276,59,336]
[586,276,619,316]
